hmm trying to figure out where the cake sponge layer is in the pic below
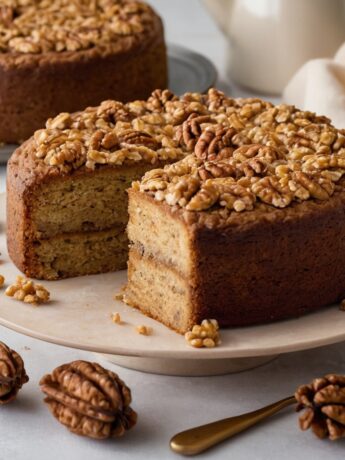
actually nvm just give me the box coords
[125,249,194,333]
[127,189,192,275]
[31,165,154,239]
[30,227,128,280]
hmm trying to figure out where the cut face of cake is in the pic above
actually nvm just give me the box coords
[7,92,184,279]
[8,164,155,279]
[125,90,345,333]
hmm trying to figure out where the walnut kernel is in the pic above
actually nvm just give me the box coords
[185,319,220,348]
[5,276,50,305]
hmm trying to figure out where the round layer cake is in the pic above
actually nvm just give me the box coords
[7,88,345,330]
[0,0,167,143]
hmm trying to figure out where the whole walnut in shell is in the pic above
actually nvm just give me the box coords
[295,374,345,440]
[0,341,29,405]
[39,360,137,439]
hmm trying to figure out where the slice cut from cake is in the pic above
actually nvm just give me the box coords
[125,92,345,333]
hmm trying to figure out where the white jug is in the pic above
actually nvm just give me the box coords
[204,0,345,94]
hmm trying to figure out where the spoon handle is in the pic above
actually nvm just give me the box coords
[170,395,296,456]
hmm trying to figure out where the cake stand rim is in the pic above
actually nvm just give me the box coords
[1,314,344,360]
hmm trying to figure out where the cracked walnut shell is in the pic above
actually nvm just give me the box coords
[0,341,29,405]
[39,360,137,439]
[295,374,345,440]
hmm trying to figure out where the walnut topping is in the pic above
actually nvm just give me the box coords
[31,87,345,215]
[5,276,50,304]
[136,89,345,218]
[185,319,220,348]
[194,127,237,161]
[0,0,156,54]
[147,89,178,111]
[33,98,185,172]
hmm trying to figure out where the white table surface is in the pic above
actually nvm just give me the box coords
[1,2,345,459]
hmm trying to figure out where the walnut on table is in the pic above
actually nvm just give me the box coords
[0,274,4,288]
[39,360,137,439]
[295,374,345,440]
[0,341,29,405]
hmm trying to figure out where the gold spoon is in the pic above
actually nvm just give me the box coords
[170,395,296,456]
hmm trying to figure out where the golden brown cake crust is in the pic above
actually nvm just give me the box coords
[0,0,167,143]
[191,188,345,326]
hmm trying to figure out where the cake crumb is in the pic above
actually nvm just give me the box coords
[340,299,345,311]
[113,285,126,301]
[111,312,122,324]
[5,276,50,305]
[136,325,152,336]
[185,319,220,348]
[0,274,4,288]
[114,293,124,301]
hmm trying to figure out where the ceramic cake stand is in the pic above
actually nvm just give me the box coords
[1,193,345,376]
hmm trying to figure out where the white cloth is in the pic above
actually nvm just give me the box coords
[283,43,345,129]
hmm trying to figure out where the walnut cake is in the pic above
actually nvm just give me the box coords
[0,0,167,143]
[124,89,345,333]
[8,88,345,332]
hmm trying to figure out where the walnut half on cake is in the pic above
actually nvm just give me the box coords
[124,90,345,333]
